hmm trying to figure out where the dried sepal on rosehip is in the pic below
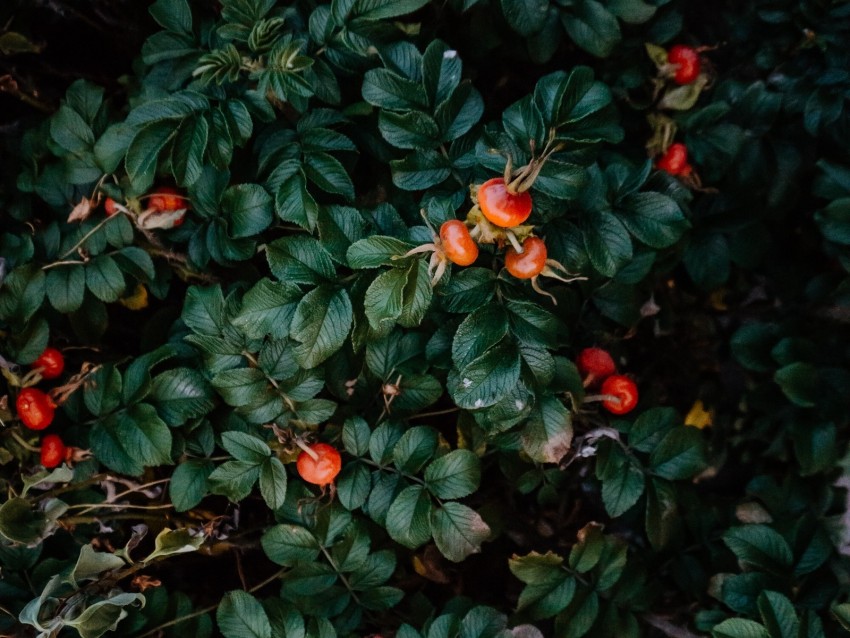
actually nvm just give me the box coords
[136,186,189,230]
[504,236,585,304]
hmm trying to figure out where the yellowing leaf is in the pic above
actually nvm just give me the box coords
[119,284,149,310]
[685,400,712,429]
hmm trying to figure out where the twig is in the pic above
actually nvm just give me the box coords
[643,614,705,638]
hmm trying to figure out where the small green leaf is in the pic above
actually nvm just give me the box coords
[430,501,490,562]
[711,618,770,638]
[386,485,433,548]
[723,525,794,574]
[424,449,481,499]
[217,591,272,638]
[262,524,319,566]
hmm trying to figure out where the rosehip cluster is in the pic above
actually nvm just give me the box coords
[577,347,638,415]
[104,185,189,229]
[13,347,70,468]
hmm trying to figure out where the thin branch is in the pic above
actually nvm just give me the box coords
[643,614,706,638]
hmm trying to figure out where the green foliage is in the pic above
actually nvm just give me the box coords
[2,0,850,637]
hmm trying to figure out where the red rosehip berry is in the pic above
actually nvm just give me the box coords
[33,347,64,380]
[40,434,67,469]
[601,375,639,415]
[668,45,701,85]
[16,388,57,431]
[296,443,342,486]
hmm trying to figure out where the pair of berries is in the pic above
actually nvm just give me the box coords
[105,186,188,228]
[16,347,65,431]
[577,347,638,415]
[476,177,549,279]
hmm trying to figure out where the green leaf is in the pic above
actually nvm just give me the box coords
[170,460,213,512]
[774,363,818,408]
[723,525,793,574]
[424,449,481,499]
[601,454,644,517]
[86,255,126,303]
[390,150,452,190]
[711,619,769,638]
[386,485,433,548]
[150,367,215,425]
[145,528,203,561]
[618,192,688,249]
[342,416,371,456]
[262,524,320,566]
[757,591,798,638]
[182,285,225,336]
[267,236,336,285]
[438,268,496,313]
[126,120,177,191]
[51,105,95,153]
[337,462,371,510]
[430,501,490,562]
[0,497,48,544]
[232,278,301,340]
[501,0,548,36]
[172,114,209,186]
[276,172,319,231]
[452,305,509,370]
[628,407,678,453]
[521,395,573,464]
[362,69,428,110]
[212,368,271,408]
[208,461,261,502]
[217,591,272,638]
[583,209,633,277]
[649,427,707,480]
[291,285,353,368]
[349,0,429,20]
[645,478,678,551]
[562,0,621,58]
[451,339,521,410]
[89,404,173,476]
[347,236,415,269]
[65,592,145,638]
[222,184,274,238]
[149,0,192,34]
[379,111,441,150]
[221,431,271,463]
[304,152,354,200]
[46,265,86,313]
[393,426,438,473]
[364,267,409,330]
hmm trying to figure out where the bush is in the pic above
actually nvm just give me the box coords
[2,0,850,636]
